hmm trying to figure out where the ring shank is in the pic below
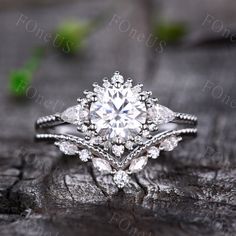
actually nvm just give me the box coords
[174,113,197,125]
[35,112,197,130]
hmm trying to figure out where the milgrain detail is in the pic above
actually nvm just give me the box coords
[35,133,112,161]
[174,113,198,125]
[35,114,62,129]
[35,128,197,169]
[123,128,197,166]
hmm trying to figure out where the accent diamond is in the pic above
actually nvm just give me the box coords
[61,105,88,125]
[112,145,124,157]
[132,84,143,94]
[111,72,124,84]
[129,156,148,173]
[56,141,78,155]
[125,141,134,150]
[113,170,129,188]
[160,136,181,151]
[79,149,92,162]
[147,146,160,159]
[90,136,102,145]
[148,104,175,125]
[142,129,150,137]
[92,158,112,174]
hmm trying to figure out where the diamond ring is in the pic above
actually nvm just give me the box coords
[35,72,197,188]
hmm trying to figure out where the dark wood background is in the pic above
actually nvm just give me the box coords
[0,0,236,235]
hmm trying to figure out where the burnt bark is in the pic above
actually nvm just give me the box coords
[0,0,235,235]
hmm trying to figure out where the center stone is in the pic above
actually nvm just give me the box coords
[90,86,147,141]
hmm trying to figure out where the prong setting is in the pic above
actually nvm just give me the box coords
[74,73,168,157]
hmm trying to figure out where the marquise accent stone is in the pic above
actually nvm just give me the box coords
[56,141,78,155]
[129,156,148,173]
[92,158,112,174]
[160,136,181,151]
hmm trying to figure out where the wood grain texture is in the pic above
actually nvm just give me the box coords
[0,0,235,235]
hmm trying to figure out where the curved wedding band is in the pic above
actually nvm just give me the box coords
[35,72,197,188]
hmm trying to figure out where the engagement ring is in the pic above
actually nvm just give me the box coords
[35,72,197,188]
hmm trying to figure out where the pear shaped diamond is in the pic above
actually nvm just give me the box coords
[148,104,175,125]
[61,105,88,125]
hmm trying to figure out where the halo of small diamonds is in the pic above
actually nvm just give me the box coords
[60,72,176,158]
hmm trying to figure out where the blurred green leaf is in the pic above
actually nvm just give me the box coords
[9,69,31,97]
[9,47,44,97]
[154,21,187,43]
[54,20,91,54]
